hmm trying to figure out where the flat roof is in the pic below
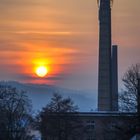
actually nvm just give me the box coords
[77,111,137,117]
[47,111,137,117]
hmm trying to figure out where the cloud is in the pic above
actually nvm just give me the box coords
[0,40,28,52]
[0,0,140,91]
[15,31,72,36]
[0,0,47,6]
[11,73,69,81]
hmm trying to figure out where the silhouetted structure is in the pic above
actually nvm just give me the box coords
[98,0,112,111]
[111,45,118,111]
[98,0,118,111]
[39,112,136,140]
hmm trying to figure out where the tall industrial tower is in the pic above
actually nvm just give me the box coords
[98,0,116,111]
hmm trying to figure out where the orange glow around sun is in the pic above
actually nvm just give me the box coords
[32,58,50,78]
[35,66,48,77]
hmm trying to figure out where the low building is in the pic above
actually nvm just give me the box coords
[78,112,136,140]
[41,112,136,140]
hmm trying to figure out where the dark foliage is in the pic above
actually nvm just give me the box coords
[119,63,140,112]
[0,85,33,140]
[37,93,84,140]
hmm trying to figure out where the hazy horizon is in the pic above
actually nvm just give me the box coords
[0,80,97,112]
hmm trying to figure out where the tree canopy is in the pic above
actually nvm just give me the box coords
[0,85,33,140]
[119,63,140,112]
[37,93,83,140]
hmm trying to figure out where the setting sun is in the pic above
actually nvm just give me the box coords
[36,66,48,77]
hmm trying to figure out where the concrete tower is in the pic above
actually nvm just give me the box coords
[111,45,118,111]
[98,0,112,111]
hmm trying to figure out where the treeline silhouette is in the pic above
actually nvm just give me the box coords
[0,85,84,140]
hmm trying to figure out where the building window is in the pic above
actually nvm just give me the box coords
[87,137,95,140]
[86,120,95,130]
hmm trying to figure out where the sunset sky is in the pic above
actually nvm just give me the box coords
[0,0,140,92]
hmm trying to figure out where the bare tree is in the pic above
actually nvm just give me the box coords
[0,85,33,140]
[37,93,84,140]
[119,63,140,112]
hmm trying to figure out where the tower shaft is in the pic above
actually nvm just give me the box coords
[98,0,112,111]
[111,45,118,111]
